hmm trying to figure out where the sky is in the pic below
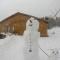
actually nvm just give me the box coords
[0,0,60,21]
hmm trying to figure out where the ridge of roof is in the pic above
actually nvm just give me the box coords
[1,12,40,23]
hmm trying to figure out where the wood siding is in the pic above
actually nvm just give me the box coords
[0,12,48,37]
[0,14,31,35]
[39,18,48,37]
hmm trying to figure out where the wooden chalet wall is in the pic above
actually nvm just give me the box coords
[39,18,48,37]
[0,12,31,35]
[0,12,48,37]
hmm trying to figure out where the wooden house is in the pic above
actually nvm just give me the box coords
[0,12,48,37]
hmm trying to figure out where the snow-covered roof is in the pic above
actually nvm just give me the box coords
[0,12,40,23]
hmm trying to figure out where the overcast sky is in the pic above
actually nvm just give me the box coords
[0,0,60,21]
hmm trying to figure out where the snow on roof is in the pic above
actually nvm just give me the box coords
[0,12,40,23]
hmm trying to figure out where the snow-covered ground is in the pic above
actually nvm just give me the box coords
[39,27,60,60]
[0,34,24,60]
[0,27,60,60]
